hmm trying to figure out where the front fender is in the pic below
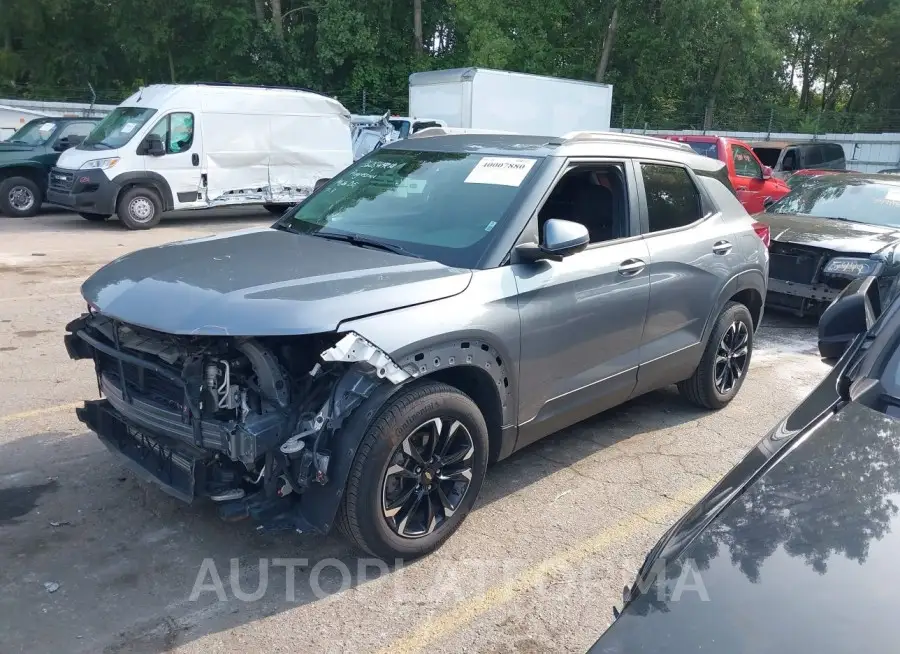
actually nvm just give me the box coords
[0,161,47,176]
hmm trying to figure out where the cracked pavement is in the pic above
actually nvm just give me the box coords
[0,210,831,653]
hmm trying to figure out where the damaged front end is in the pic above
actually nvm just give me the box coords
[64,310,410,533]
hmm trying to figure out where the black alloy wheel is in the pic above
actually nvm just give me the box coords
[382,417,475,538]
[714,320,750,395]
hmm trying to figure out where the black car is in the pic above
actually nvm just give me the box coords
[763,172,900,317]
[587,276,900,653]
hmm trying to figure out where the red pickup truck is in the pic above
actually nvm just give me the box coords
[658,135,791,213]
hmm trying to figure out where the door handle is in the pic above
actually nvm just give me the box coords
[192,153,200,166]
[712,240,733,255]
[618,258,646,276]
[736,186,748,191]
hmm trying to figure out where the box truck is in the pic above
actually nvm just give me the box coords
[408,68,613,136]
[47,84,354,229]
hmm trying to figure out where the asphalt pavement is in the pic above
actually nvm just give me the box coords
[0,209,830,654]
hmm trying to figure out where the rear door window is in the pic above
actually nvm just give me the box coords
[804,145,824,167]
[641,163,703,232]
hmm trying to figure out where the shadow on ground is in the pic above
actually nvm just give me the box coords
[0,385,707,654]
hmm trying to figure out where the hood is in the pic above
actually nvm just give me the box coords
[590,399,900,654]
[766,212,900,254]
[82,227,472,336]
[0,142,38,156]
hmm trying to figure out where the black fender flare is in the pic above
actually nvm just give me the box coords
[0,162,49,186]
[701,269,767,343]
[298,373,408,534]
[110,171,175,211]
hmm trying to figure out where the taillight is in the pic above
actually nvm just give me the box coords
[752,221,770,248]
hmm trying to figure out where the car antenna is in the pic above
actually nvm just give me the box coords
[137,85,144,102]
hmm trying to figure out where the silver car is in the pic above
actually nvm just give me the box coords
[64,131,769,559]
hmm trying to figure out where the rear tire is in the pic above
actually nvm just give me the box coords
[116,187,162,230]
[79,212,110,222]
[0,176,42,217]
[337,381,489,560]
[678,301,754,410]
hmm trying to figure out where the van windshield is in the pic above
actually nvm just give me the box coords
[278,149,541,268]
[81,107,157,150]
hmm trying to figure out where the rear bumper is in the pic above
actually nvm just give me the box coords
[77,399,208,503]
[46,167,118,214]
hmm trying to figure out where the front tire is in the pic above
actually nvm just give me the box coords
[678,301,754,409]
[337,381,489,560]
[0,176,42,217]
[116,186,162,230]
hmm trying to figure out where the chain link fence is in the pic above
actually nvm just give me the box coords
[5,83,900,134]
[611,104,900,135]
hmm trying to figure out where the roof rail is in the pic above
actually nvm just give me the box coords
[561,131,694,152]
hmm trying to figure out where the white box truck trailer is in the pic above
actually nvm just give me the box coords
[408,67,613,136]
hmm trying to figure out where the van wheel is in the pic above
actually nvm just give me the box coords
[117,187,162,230]
[678,301,753,410]
[337,381,489,560]
[0,176,42,217]
[79,212,110,222]
[263,203,291,215]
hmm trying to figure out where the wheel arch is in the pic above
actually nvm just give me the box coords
[0,163,47,188]
[299,333,515,534]
[702,269,766,343]
[110,171,174,211]
[415,364,505,464]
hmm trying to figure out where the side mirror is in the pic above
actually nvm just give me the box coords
[143,135,165,157]
[54,135,83,151]
[515,219,590,262]
[818,274,882,359]
[761,165,773,180]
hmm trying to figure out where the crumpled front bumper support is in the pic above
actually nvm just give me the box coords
[77,399,208,503]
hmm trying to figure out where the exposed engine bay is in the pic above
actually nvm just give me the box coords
[64,309,411,533]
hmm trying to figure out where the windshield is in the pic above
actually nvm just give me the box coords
[685,141,718,159]
[766,177,900,228]
[278,149,541,268]
[82,107,157,150]
[5,119,59,145]
[753,147,782,167]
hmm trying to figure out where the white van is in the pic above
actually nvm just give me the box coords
[47,84,354,229]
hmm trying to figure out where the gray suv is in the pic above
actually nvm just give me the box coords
[64,132,769,559]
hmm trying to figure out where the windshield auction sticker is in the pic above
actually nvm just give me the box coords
[465,157,536,186]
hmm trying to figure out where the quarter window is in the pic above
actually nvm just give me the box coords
[732,145,762,178]
[147,112,194,154]
[641,163,703,233]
